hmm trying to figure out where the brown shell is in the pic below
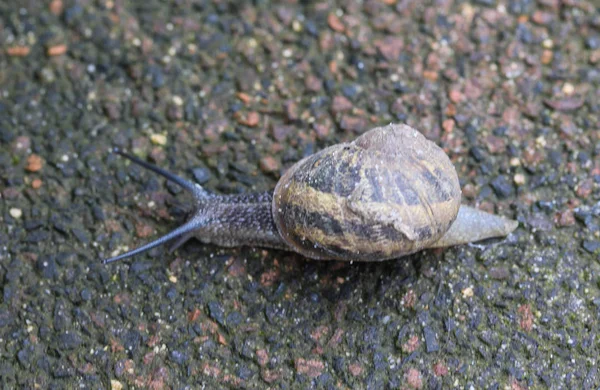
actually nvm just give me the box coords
[272,124,461,261]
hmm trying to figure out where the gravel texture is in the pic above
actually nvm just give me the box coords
[1,0,599,388]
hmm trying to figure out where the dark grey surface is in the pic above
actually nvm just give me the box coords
[1,0,599,388]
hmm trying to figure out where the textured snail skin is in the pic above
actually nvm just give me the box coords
[429,205,519,249]
[185,191,287,250]
[102,124,518,264]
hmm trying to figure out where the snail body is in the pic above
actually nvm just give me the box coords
[103,124,518,264]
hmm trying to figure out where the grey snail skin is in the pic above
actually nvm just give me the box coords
[102,124,518,264]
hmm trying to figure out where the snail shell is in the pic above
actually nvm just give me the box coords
[273,124,461,261]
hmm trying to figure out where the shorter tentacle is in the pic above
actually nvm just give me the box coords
[168,232,195,253]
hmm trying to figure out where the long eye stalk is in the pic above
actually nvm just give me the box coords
[112,149,208,199]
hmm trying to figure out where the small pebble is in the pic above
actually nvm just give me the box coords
[542,39,553,49]
[6,46,30,57]
[544,97,584,112]
[462,287,474,298]
[502,62,524,79]
[236,92,252,104]
[514,173,526,186]
[150,133,167,146]
[260,156,280,173]
[13,136,31,152]
[237,111,260,127]
[448,89,463,103]
[562,83,574,95]
[489,267,510,280]
[405,368,423,389]
[555,210,575,227]
[331,95,353,114]
[582,240,600,254]
[191,167,211,184]
[47,44,68,56]
[49,0,63,15]
[423,327,439,353]
[26,154,44,172]
[339,115,368,133]
[491,175,514,198]
[327,13,345,32]
[575,179,593,198]
[31,179,42,189]
[9,208,23,219]
[541,50,553,64]
[172,95,183,106]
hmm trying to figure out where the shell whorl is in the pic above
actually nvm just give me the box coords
[272,124,462,261]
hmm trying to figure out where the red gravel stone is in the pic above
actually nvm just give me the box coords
[6,46,30,57]
[256,349,268,367]
[544,97,585,112]
[238,111,260,127]
[295,358,324,378]
[26,154,44,172]
[285,100,299,121]
[31,178,43,189]
[575,179,593,198]
[433,361,449,376]
[227,258,246,277]
[405,368,423,389]
[260,269,280,287]
[517,304,534,332]
[259,156,280,173]
[349,362,363,376]
[310,325,329,343]
[135,222,154,238]
[313,123,331,140]
[448,89,463,103]
[339,115,368,133]
[555,209,575,227]
[331,95,353,114]
[327,328,344,348]
[304,74,322,92]
[261,369,279,383]
[327,13,345,33]
[485,135,506,154]
[532,10,554,25]
[462,184,477,200]
[402,289,417,308]
[49,0,63,15]
[271,124,294,141]
[374,36,404,61]
[47,44,68,56]
[402,335,420,353]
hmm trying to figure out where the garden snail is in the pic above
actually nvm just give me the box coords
[102,123,518,264]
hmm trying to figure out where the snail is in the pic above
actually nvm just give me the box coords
[102,123,518,264]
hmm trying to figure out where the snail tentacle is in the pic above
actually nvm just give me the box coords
[113,149,209,199]
[168,232,195,253]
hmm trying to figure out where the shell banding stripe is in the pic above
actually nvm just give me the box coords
[277,179,449,260]
[273,125,461,261]
[303,147,361,197]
